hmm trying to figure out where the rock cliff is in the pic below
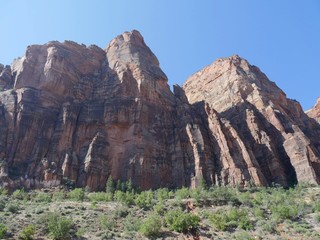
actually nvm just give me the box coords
[0,30,319,190]
[307,98,320,123]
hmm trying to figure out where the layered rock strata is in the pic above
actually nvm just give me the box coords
[0,30,319,190]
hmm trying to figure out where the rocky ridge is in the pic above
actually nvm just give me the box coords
[0,30,319,191]
[307,97,320,123]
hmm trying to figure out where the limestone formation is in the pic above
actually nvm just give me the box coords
[0,31,319,191]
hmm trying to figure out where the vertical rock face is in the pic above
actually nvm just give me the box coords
[0,31,319,190]
[307,98,320,123]
[183,55,320,186]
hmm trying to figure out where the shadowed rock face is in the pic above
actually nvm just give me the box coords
[0,31,319,190]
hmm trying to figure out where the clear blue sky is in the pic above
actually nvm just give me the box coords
[0,0,319,110]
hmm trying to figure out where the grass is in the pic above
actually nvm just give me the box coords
[0,184,319,239]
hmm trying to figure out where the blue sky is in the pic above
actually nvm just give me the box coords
[0,0,319,110]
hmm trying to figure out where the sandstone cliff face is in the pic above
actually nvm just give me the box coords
[307,98,320,123]
[183,55,320,186]
[0,31,319,190]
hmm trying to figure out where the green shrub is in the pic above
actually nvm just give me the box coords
[134,190,154,209]
[12,189,27,200]
[253,207,265,219]
[314,213,320,223]
[139,213,162,238]
[208,187,240,206]
[113,191,135,206]
[99,215,115,230]
[0,224,7,239]
[209,208,252,231]
[52,190,66,201]
[175,187,190,200]
[113,206,129,218]
[209,211,229,231]
[123,214,141,233]
[0,198,6,211]
[234,231,255,240]
[105,176,115,194]
[18,224,35,240]
[88,192,113,202]
[6,202,19,213]
[271,202,299,222]
[165,208,200,233]
[34,191,51,202]
[0,187,8,196]
[239,191,254,207]
[75,228,85,238]
[153,202,166,215]
[313,200,320,212]
[156,188,172,201]
[256,219,277,233]
[68,188,85,201]
[46,212,73,240]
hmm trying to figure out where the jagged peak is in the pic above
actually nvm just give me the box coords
[105,29,160,69]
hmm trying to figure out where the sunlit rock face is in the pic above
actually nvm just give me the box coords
[307,98,320,123]
[183,55,320,186]
[0,31,319,191]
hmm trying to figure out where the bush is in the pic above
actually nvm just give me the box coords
[6,202,19,213]
[313,200,320,212]
[123,214,141,233]
[208,187,240,206]
[0,224,7,239]
[12,189,27,200]
[46,212,73,240]
[314,213,320,223]
[153,202,166,215]
[271,202,299,222]
[34,191,51,202]
[175,187,190,200]
[0,187,8,196]
[18,225,35,240]
[156,188,172,201]
[113,191,135,206]
[0,198,6,211]
[134,190,154,209]
[253,207,265,219]
[209,208,252,231]
[165,208,200,233]
[52,190,66,201]
[68,188,85,201]
[139,213,162,238]
[88,192,113,202]
[234,231,255,240]
[256,219,277,233]
[113,206,129,218]
[99,215,115,230]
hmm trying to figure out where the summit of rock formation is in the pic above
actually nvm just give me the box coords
[306,98,320,123]
[0,30,320,191]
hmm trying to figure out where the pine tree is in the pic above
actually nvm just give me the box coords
[106,175,115,194]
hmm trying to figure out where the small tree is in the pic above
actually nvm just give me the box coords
[105,176,115,194]
[18,225,35,240]
[46,212,73,240]
[139,213,162,238]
